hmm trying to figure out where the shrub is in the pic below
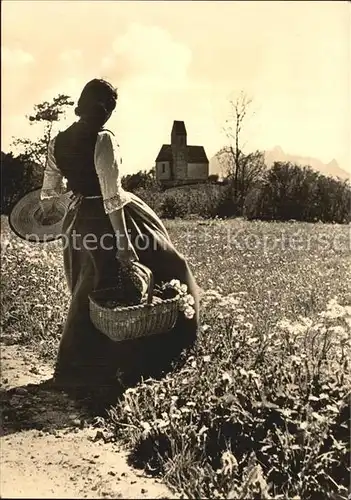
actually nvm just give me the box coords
[159,193,186,219]
[132,187,162,215]
[144,184,234,220]
[244,163,351,224]
[1,152,43,215]
[121,170,160,192]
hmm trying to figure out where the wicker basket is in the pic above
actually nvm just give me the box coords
[89,262,180,342]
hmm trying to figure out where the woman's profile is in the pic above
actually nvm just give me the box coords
[39,78,200,396]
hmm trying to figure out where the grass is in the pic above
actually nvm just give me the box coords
[1,214,350,499]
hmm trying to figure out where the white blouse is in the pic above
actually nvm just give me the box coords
[40,130,132,214]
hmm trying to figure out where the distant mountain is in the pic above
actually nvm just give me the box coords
[209,146,350,181]
[264,146,349,181]
[209,155,226,179]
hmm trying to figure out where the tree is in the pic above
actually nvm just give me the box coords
[12,94,74,166]
[216,91,266,214]
[216,147,266,214]
[225,91,252,188]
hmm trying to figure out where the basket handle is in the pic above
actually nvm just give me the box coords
[132,261,154,305]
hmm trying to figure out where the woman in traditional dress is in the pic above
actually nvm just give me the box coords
[40,79,199,394]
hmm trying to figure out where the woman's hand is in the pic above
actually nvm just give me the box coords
[116,231,138,263]
[109,208,139,264]
[117,242,138,264]
[39,199,59,225]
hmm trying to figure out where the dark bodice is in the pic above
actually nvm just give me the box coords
[53,121,102,196]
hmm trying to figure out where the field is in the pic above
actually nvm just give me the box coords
[1,214,350,499]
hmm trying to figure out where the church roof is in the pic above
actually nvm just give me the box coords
[156,144,172,162]
[156,144,208,163]
[187,145,208,163]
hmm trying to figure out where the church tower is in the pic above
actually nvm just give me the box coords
[171,121,188,180]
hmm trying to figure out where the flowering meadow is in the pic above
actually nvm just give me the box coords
[1,215,350,499]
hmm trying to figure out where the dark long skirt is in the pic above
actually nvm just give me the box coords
[54,193,199,392]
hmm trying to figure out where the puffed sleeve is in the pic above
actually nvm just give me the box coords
[94,130,131,214]
[40,137,65,200]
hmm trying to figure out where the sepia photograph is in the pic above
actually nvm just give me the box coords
[1,0,350,498]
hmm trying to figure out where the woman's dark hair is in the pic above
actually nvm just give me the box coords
[75,78,118,126]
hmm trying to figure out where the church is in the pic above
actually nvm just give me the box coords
[155,121,209,187]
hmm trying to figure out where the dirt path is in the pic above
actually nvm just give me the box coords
[0,342,176,499]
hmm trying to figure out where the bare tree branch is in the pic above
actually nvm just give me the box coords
[217,91,265,213]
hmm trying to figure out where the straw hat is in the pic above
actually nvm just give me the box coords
[9,188,73,243]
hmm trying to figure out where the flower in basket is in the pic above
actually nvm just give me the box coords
[166,279,195,320]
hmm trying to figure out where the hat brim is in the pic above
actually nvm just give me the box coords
[9,188,73,243]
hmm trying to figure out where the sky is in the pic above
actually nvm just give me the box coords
[2,0,350,174]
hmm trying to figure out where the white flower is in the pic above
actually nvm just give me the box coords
[170,282,195,319]
[141,421,151,432]
[184,294,195,306]
[205,289,222,299]
[320,298,347,319]
[277,319,293,331]
[184,305,195,319]
[125,387,137,395]
[328,325,346,335]
[221,372,232,384]
[298,316,313,328]
[170,279,181,289]
[178,299,186,312]
[167,280,195,319]
[328,325,349,341]
[321,308,345,319]
[277,319,308,336]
